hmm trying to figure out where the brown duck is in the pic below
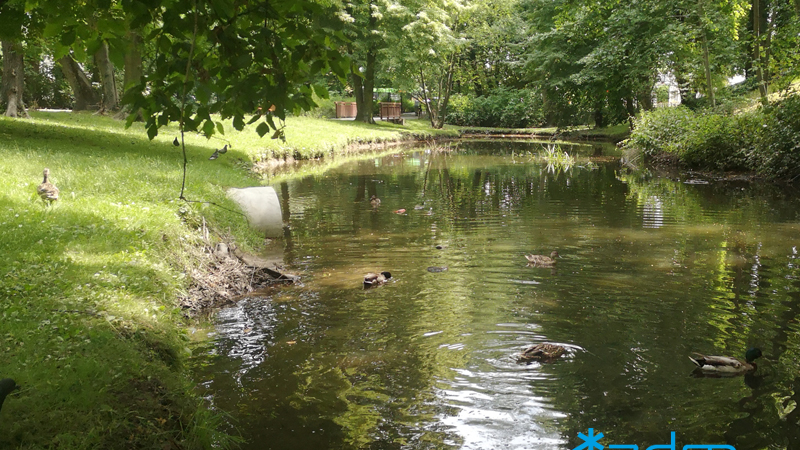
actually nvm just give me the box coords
[370,195,381,208]
[525,251,559,266]
[37,168,59,204]
[518,343,567,363]
[364,271,391,287]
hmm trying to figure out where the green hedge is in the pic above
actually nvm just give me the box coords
[445,89,545,128]
[751,95,800,180]
[625,96,800,180]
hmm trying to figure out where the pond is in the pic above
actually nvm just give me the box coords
[191,139,800,450]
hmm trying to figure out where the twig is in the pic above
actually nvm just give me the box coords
[180,198,246,217]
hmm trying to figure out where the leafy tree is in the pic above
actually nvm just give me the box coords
[385,0,470,129]
[121,0,348,142]
[342,0,384,123]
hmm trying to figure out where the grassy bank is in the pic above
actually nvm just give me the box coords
[0,112,451,448]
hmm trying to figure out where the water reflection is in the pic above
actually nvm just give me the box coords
[192,139,800,450]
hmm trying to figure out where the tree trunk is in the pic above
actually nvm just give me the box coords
[1,41,29,118]
[351,60,366,121]
[59,54,100,111]
[434,53,458,129]
[753,0,768,102]
[116,30,144,119]
[94,40,119,112]
[593,108,605,129]
[701,32,715,107]
[122,31,143,94]
[418,68,437,128]
[361,48,376,124]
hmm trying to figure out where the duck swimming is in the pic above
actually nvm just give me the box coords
[518,343,567,363]
[364,271,391,287]
[689,348,762,375]
[525,251,559,266]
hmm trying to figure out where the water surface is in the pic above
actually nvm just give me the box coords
[193,140,800,450]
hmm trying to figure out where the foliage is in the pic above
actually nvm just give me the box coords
[626,94,800,180]
[750,95,800,180]
[23,45,74,110]
[626,106,760,171]
[118,0,349,141]
[446,88,545,128]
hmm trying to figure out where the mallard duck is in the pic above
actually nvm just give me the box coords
[518,343,567,363]
[37,168,59,204]
[369,195,381,208]
[364,271,391,287]
[525,251,559,266]
[0,378,19,413]
[689,347,762,375]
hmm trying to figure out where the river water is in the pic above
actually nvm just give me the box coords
[192,139,800,450]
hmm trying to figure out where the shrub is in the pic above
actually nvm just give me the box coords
[445,89,545,128]
[626,106,761,171]
[751,94,800,180]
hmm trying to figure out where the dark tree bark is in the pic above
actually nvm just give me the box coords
[361,47,376,124]
[58,55,100,111]
[94,41,119,112]
[1,40,29,118]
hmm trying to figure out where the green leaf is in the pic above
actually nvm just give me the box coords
[216,122,225,135]
[233,115,245,131]
[202,120,215,137]
[256,122,271,137]
[147,124,158,140]
[210,0,235,20]
[312,84,329,99]
[61,29,76,47]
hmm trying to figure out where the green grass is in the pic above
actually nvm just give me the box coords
[0,111,455,449]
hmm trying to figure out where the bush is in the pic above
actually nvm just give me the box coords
[445,89,545,128]
[626,106,760,171]
[751,95,800,180]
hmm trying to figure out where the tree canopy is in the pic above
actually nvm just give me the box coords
[1,0,798,128]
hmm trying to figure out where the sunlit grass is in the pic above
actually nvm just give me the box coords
[0,112,261,448]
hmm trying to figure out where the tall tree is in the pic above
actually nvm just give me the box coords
[344,1,382,123]
[387,0,469,129]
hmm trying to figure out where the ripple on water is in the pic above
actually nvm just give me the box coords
[212,300,277,373]
[433,325,578,450]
